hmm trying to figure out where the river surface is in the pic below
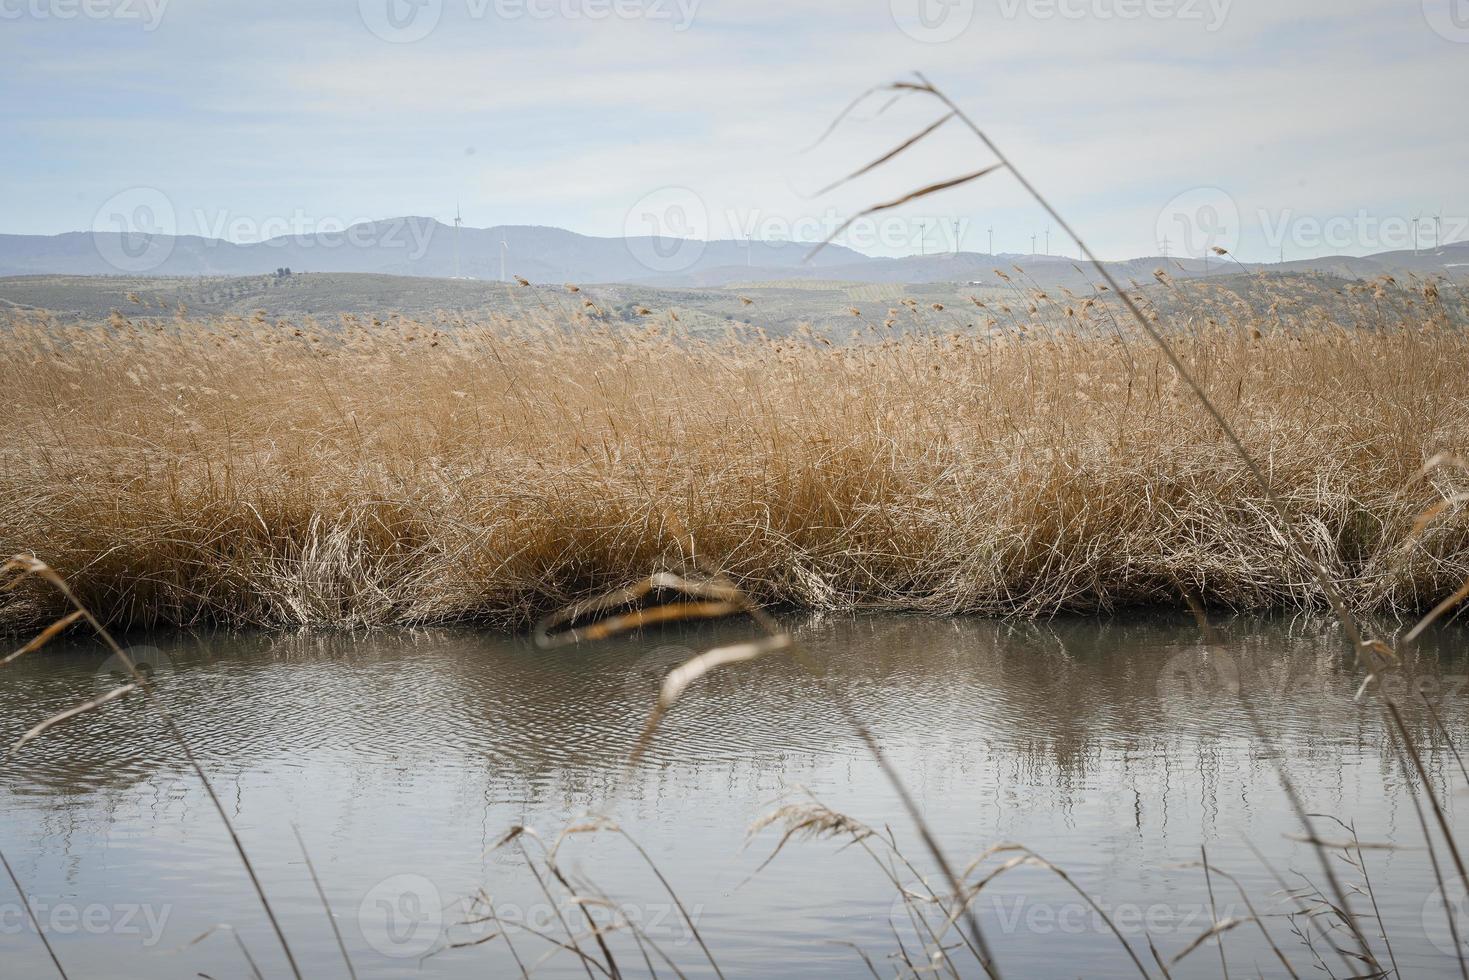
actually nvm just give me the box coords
[0,613,1466,978]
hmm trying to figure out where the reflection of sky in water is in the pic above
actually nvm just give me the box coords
[0,613,1465,977]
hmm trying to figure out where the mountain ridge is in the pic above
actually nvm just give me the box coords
[2,218,1466,287]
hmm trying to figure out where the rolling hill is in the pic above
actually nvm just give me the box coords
[3,219,1465,289]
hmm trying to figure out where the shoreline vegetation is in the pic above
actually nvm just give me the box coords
[1,272,1466,633]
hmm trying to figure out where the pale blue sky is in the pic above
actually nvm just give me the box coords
[2,0,1466,261]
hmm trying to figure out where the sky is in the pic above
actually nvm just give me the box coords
[1,0,1466,262]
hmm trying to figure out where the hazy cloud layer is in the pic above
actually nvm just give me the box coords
[2,0,1464,260]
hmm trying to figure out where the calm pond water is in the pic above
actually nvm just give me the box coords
[0,613,1466,978]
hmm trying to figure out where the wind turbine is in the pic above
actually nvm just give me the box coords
[987,225,994,255]
[1412,213,1421,255]
[1434,210,1443,251]
[453,203,462,279]
[1044,224,1050,256]
[500,240,509,283]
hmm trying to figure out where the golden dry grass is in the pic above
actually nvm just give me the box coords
[1,278,1466,631]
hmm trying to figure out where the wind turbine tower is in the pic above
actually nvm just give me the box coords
[987,226,994,255]
[453,203,462,279]
[500,240,509,283]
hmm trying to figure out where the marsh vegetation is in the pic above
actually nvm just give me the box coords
[1,272,1466,633]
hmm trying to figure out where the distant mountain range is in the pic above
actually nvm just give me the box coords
[2,218,1466,288]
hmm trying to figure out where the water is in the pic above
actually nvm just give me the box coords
[0,613,1465,978]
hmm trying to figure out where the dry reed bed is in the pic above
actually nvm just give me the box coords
[1,287,1467,631]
